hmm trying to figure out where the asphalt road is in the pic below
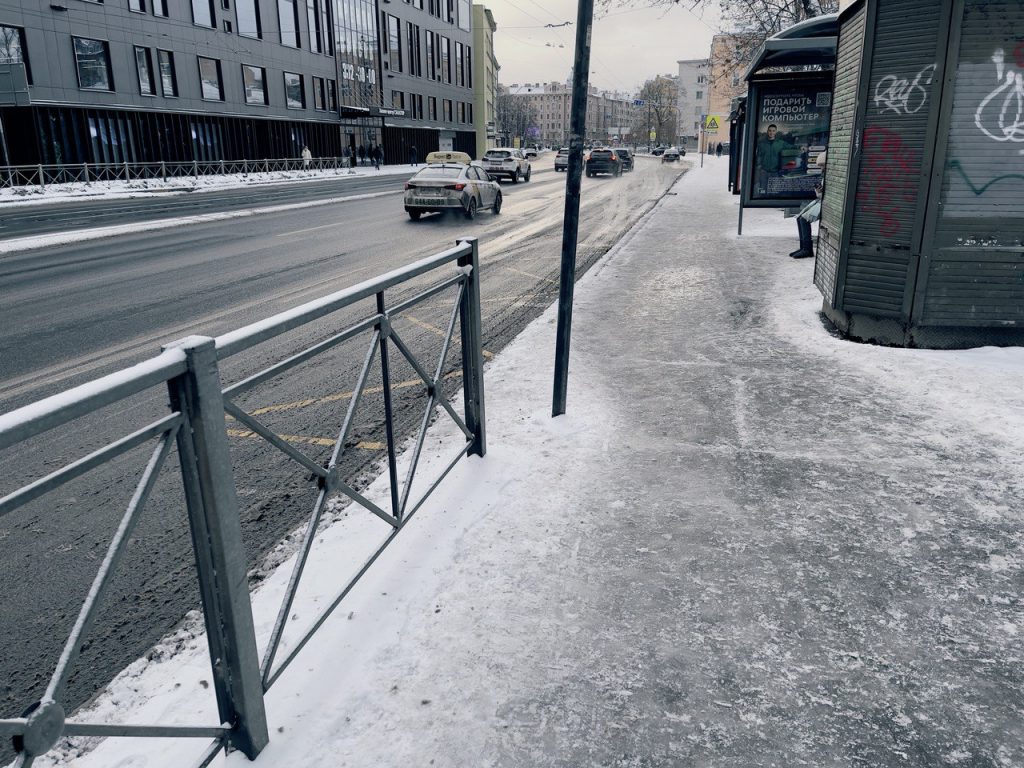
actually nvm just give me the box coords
[0,156,685,752]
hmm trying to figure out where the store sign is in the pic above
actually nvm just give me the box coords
[372,106,407,117]
[743,79,832,207]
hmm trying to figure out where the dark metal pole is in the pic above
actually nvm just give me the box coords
[551,0,595,417]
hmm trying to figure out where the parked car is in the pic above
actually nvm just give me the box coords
[554,147,570,171]
[524,147,539,159]
[651,146,666,156]
[613,147,634,172]
[404,162,502,220]
[661,147,682,163]
[585,147,623,177]
[482,148,532,183]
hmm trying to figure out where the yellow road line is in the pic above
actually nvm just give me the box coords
[402,313,493,359]
[506,266,558,285]
[226,428,386,451]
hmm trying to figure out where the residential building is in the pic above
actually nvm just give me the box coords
[677,58,709,148]
[471,4,498,159]
[0,0,477,166]
[706,33,749,150]
[504,81,635,147]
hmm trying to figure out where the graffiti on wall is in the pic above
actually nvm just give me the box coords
[873,65,937,116]
[855,127,918,237]
[974,47,1024,146]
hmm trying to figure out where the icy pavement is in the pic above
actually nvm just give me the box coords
[24,159,1024,768]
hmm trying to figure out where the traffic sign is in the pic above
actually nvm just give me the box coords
[632,99,645,107]
[704,114,721,132]
[649,130,656,140]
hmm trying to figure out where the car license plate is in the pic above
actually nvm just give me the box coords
[413,197,441,205]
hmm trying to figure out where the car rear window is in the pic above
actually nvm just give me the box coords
[415,167,463,179]
[485,150,511,159]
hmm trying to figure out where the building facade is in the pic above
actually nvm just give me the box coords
[377,0,476,163]
[705,34,749,150]
[676,58,709,148]
[471,3,497,159]
[0,0,478,166]
[505,81,635,147]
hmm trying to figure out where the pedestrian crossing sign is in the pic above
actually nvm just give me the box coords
[704,115,721,132]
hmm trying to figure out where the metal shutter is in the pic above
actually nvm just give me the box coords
[918,0,1023,327]
[816,1,867,304]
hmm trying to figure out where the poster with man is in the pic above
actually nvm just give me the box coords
[750,84,832,203]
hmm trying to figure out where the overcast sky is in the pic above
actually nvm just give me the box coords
[486,0,722,94]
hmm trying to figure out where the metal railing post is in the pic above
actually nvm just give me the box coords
[193,160,199,178]
[456,237,486,457]
[164,336,269,760]
[220,159,226,175]
[37,164,44,190]
[83,163,89,184]
[161,160,167,182]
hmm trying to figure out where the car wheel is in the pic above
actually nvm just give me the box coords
[464,197,477,220]
[525,167,532,182]
[408,210,421,220]
[511,169,519,184]
[493,192,502,214]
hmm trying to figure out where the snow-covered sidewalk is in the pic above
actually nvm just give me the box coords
[27,161,1024,768]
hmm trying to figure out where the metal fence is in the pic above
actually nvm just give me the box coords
[0,237,485,767]
[0,157,366,189]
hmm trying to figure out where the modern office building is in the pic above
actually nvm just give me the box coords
[471,3,496,159]
[376,0,477,162]
[0,0,477,166]
[676,58,709,148]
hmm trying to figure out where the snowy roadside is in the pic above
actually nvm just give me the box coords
[0,164,415,208]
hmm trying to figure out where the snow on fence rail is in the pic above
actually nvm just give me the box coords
[0,238,486,768]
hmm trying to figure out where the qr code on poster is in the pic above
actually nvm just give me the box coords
[816,92,832,108]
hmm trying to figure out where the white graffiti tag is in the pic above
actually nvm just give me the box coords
[975,49,1024,145]
[873,64,936,115]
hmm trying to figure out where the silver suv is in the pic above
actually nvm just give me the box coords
[482,148,532,183]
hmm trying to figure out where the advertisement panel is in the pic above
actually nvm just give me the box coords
[743,77,832,208]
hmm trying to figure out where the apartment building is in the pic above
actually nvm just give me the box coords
[505,81,634,146]
[471,3,497,159]
[677,58,709,148]
[705,33,749,150]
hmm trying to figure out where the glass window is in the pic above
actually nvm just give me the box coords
[457,0,469,30]
[440,36,450,84]
[313,76,326,109]
[428,95,436,120]
[278,0,299,47]
[158,49,177,95]
[391,90,403,109]
[198,56,223,100]
[425,32,434,80]
[387,14,401,72]
[284,71,304,108]
[465,44,471,88]
[443,98,452,122]
[192,0,214,26]
[306,0,321,52]
[129,0,145,11]
[242,63,266,104]
[73,37,113,91]
[0,25,30,83]
[153,0,168,15]
[327,79,337,111]
[134,46,155,95]
[236,0,261,37]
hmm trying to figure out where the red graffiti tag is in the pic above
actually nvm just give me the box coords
[1014,41,1024,69]
[856,127,918,238]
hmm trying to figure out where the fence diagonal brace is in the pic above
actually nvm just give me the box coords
[389,329,472,439]
[222,401,327,479]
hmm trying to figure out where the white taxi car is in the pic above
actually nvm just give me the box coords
[482,148,532,183]
[404,162,502,220]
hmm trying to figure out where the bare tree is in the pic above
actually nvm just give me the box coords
[633,76,680,147]
[496,86,539,147]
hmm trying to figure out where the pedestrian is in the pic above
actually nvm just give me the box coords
[301,145,312,169]
[409,145,418,166]
[790,149,826,259]
[372,145,382,170]
[715,142,723,158]
[343,145,352,168]
[358,145,366,166]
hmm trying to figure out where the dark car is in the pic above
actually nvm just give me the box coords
[585,147,623,177]
[651,145,666,156]
[613,147,634,172]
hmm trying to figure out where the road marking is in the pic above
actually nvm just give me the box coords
[226,428,386,450]
[275,221,349,237]
[506,266,558,285]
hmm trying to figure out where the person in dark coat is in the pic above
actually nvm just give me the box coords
[358,145,366,166]
[372,145,382,170]
[715,142,723,157]
[410,145,418,166]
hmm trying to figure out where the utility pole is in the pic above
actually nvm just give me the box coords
[551,0,595,417]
